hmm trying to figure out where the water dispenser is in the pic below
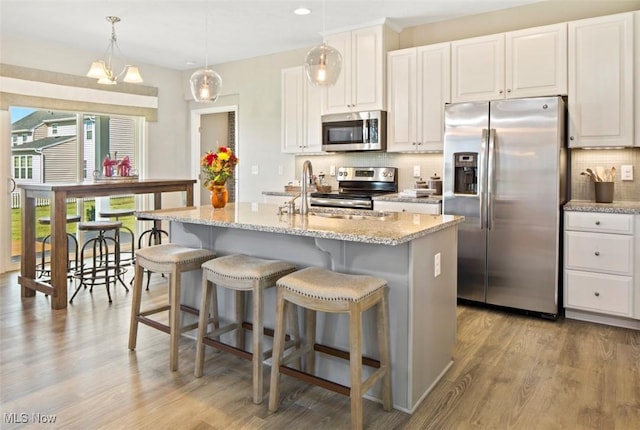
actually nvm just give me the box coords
[454,152,478,195]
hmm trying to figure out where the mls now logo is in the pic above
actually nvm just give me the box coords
[4,412,57,424]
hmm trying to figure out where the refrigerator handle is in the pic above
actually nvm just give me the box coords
[480,129,488,230]
[487,128,496,231]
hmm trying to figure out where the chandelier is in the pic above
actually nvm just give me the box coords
[86,16,143,85]
[304,0,342,86]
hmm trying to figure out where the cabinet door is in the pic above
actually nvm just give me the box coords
[451,34,505,102]
[304,79,323,152]
[322,31,352,114]
[416,43,451,150]
[506,23,567,98]
[281,67,304,153]
[568,12,634,147]
[387,48,417,152]
[351,26,384,111]
[565,270,633,317]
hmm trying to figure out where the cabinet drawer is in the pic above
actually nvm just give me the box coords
[565,270,632,316]
[565,231,633,275]
[565,211,633,234]
[374,201,441,214]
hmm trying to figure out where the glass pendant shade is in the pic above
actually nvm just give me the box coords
[87,61,109,79]
[190,68,222,103]
[305,42,342,86]
[124,66,144,83]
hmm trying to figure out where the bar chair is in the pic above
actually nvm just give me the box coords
[37,214,80,279]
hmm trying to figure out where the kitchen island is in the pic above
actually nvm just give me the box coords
[137,203,463,412]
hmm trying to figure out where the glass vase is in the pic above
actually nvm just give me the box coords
[210,184,228,209]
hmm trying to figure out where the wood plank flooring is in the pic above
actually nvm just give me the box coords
[1,270,638,429]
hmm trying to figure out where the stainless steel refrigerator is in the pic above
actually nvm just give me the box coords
[443,96,566,317]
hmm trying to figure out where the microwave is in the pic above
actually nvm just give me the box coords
[321,110,386,152]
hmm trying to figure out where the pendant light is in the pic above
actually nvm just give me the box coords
[190,9,222,103]
[304,0,342,86]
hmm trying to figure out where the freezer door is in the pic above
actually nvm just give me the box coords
[486,96,564,315]
[443,102,489,303]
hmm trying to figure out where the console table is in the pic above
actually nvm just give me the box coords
[18,179,196,309]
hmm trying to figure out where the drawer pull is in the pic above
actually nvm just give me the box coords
[595,221,600,225]
[594,292,600,297]
[594,251,600,256]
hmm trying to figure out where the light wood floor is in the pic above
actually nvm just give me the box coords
[1,270,639,429]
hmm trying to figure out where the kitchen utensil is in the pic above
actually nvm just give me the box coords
[596,166,606,182]
[586,168,599,182]
[610,166,616,180]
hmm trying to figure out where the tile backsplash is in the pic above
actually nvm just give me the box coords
[571,148,639,202]
[295,147,639,202]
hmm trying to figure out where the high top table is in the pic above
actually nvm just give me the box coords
[18,179,196,309]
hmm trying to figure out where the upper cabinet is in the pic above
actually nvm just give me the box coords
[281,66,322,154]
[568,12,635,148]
[451,23,567,103]
[322,25,398,115]
[387,42,451,152]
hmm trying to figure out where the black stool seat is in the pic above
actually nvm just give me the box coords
[79,221,122,231]
[99,209,135,218]
[39,215,82,225]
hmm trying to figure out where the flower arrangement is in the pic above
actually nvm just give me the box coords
[201,146,239,189]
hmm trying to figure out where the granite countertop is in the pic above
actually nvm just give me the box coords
[564,200,640,214]
[262,190,443,204]
[373,193,443,204]
[137,203,463,246]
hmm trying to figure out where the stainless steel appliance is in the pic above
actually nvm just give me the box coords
[321,111,386,152]
[443,96,567,317]
[310,167,397,210]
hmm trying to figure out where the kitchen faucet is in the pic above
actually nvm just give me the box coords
[300,160,313,215]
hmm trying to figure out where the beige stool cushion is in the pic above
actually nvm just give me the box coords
[277,267,387,302]
[78,220,122,231]
[136,244,215,267]
[202,254,296,282]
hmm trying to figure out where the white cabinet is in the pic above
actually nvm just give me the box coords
[374,200,441,214]
[564,211,637,325]
[387,43,450,152]
[451,23,567,103]
[568,12,635,148]
[281,66,322,153]
[322,25,398,115]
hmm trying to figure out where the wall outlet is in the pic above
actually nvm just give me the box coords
[621,165,633,181]
[434,252,441,277]
[329,165,336,176]
[251,165,259,175]
[413,165,421,178]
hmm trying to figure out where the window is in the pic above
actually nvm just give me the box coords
[13,155,33,179]
[12,135,17,145]
[51,123,58,135]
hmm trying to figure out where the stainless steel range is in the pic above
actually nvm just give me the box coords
[310,167,398,210]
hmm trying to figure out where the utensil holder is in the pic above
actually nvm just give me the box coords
[594,182,614,203]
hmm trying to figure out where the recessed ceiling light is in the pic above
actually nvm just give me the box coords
[185,60,197,66]
[294,7,311,16]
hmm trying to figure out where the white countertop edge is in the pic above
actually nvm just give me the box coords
[564,200,640,214]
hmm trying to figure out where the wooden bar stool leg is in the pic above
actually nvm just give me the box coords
[195,278,212,378]
[379,290,393,411]
[349,302,364,430]
[169,267,181,371]
[235,290,245,349]
[305,308,316,373]
[268,288,288,412]
[128,262,145,350]
[287,302,301,369]
[252,282,264,404]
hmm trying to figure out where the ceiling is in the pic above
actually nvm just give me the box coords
[1,0,547,72]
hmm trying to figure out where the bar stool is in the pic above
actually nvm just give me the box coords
[70,220,126,303]
[129,244,215,371]
[99,208,136,287]
[136,214,169,290]
[268,267,393,429]
[37,214,80,279]
[194,254,298,404]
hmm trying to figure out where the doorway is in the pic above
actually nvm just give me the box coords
[190,105,238,206]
